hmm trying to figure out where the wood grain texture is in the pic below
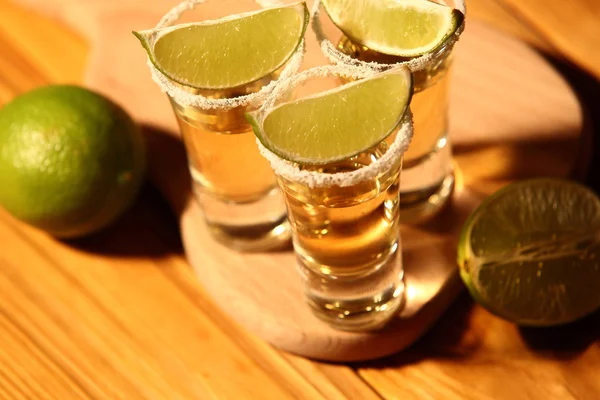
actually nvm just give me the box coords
[502,0,600,79]
[466,0,554,53]
[356,292,600,400]
[0,0,87,101]
[1,0,599,397]
[0,0,377,398]
[0,204,368,400]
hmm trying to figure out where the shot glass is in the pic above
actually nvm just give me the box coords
[252,65,414,331]
[312,0,466,223]
[140,0,306,251]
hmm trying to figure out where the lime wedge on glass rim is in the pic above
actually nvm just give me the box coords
[247,68,413,165]
[133,2,309,89]
[321,0,464,58]
[458,179,600,326]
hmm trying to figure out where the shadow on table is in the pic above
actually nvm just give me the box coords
[543,52,600,192]
[69,183,183,258]
[68,126,187,258]
[453,136,585,182]
[519,310,600,358]
[352,292,477,369]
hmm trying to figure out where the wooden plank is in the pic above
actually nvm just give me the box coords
[0,2,375,398]
[0,0,87,86]
[467,0,554,53]
[0,206,298,399]
[280,354,383,400]
[0,199,376,399]
[500,0,600,79]
[160,256,380,399]
[357,295,600,399]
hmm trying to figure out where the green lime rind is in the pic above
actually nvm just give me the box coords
[322,0,464,58]
[247,68,413,165]
[133,2,309,90]
[0,85,146,238]
[458,178,600,326]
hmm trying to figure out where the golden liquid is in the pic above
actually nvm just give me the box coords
[170,77,278,204]
[278,142,402,275]
[337,36,452,166]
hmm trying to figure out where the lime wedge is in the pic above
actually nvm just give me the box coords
[458,179,600,326]
[248,68,412,165]
[133,2,309,89]
[321,0,464,57]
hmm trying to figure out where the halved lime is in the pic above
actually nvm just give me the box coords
[321,0,464,58]
[458,179,600,326]
[133,2,309,89]
[248,68,412,165]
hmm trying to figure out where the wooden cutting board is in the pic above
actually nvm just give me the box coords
[14,0,587,361]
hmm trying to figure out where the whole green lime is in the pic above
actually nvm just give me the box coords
[0,85,145,238]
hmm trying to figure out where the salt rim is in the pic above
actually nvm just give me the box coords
[254,65,414,188]
[142,0,306,110]
[311,0,466,73]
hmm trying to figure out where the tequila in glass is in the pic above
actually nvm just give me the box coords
[314,0,465,222]
[136,0,307,250]
[278,143,404,330]
[170,77,291,250]
[253,66,414,331]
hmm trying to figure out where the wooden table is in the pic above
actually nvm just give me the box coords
[1,0,600,398]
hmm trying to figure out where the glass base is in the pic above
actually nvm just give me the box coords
[206,216,291,252]
[400,173,455,224]
[194,184,291,252]
[400,138,455,224]
[298,242,405,332]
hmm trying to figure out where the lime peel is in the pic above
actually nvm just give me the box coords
[312,0,466,73]
[249,65,414,188]
[134,0,307,109]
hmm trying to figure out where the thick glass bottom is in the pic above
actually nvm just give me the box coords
[400,137,455,224]
[193,181,291,252]
[400,173,455,224]
[298,241,405,332]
